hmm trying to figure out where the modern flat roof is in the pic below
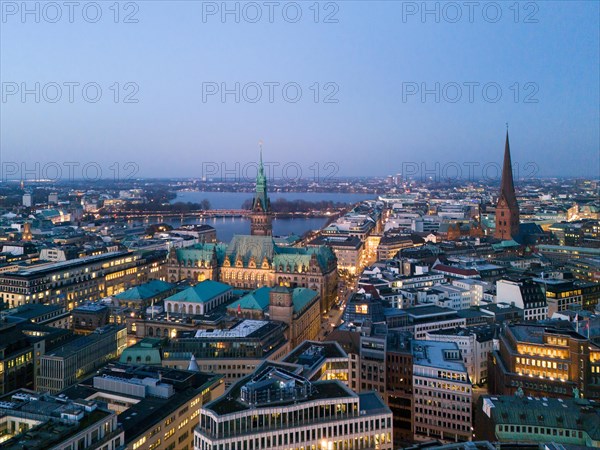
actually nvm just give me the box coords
[193,320,273,339]
[2,251,131,277]
[412,340,468,374]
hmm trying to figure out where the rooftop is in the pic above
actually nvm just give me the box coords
[428,325,495,341]
[481,395,600,440]
[193,319,272,339]
[44,324,125,358]
[0,389,113,450]
[2,303,65,320]
[206,362,354,416]
[412,340,469,374]
[227,286,271,311]
[1,251,131,277]
[165,280,232,304]
[282,341,348,371]
[115,279,175,301]
[61,364,222,444]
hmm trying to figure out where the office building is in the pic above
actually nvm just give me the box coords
[412,340,472,442]
[475,394,600,447]
[488,323,600,400]
[164,319,289,386]
[37,324,127,393]
[194,362,394,450]
[0,250,165,310]
[282,340,350,385]
[269,286,321,348]
[0,388,123,450]
[61,363,224,450]
[425,326,495,385]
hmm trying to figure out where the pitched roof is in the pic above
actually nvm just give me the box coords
[432,263,479,277]
[115,280,175,301]
[499,130,518,208]
[165,280,232,303]
[228,286,271,311]
[291,288,319,313]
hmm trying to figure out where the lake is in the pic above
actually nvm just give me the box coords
[144,216,329,243]
[162,191,376,242]
[172,191,375,209]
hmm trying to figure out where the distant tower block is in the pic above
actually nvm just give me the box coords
[250,143,273,236]
[495,129,520,240]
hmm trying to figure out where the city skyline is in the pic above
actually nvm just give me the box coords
[1,1,599,179]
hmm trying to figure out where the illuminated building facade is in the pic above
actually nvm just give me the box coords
[194,363,393,450]
[36,324,127,394]
[412,340,472,443]
[0,250,165,310]
[60,364,224,450]
[488,323,600,400]
[166,237,338,312]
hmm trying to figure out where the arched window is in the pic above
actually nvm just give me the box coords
[148,327,154,337]
[145,356,151,363]
[136,356,141,363]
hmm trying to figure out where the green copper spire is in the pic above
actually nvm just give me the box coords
[259,141,264,177]
[253,142,270,213]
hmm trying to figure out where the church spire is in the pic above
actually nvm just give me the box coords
[495,128,520,240]
[500,129,517,207]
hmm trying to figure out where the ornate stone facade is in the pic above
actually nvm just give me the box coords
[166,236,338,312]
[166,151,338,311]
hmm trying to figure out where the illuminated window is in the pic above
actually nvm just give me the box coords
[355,305,368,314]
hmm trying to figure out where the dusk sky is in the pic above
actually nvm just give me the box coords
[1,1,599,180]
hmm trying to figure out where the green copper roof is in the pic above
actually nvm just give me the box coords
[228,286,271,311]
[291,287,319,313]
[227,286,318,314]
[175,243,227,265]
[486,395,600,442]
[226,235,275,264]
[492,239,521,250]
[119,338,163,365]
[115,280,175,301]
[174,235,335,272]
[165,280,232,303]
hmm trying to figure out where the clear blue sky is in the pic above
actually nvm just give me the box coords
[1,1,598,179]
